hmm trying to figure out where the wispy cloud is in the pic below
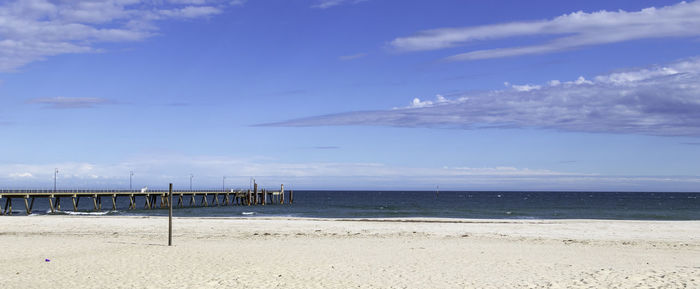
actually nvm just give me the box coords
[229,0,247,6]
[0,0,236,72]
[339,53,368,61]
[312,0,368,9]
[390,1,700,60]
[314,146,340,150]
[263,57,700,137]
[2,156,699,191]
[28,97,114,109]
[0,155,588,187]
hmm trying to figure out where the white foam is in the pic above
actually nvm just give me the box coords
[62,211,112,216]
[241,212,255,215]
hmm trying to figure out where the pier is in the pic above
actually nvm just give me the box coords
[0,183,293,215]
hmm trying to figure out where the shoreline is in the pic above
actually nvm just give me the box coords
[1,216,698,288]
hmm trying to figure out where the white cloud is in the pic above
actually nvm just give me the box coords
[312,0,367,9]
[27,97,113,109]
[402,94,448,109]
[390,1,700,60]
[409,97,432,108]
[435,94,447,103]
[0,0,233,72]
[509,84,541,92]
[8,172,33,178]
[158,6,222,18]
[168,0,209,4]
[264,57,700,137]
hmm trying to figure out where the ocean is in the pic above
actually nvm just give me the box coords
[8,191,699,220]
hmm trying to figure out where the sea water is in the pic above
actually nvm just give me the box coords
[10,191,700,220]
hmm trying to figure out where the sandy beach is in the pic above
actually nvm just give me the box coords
[0,216,698,288]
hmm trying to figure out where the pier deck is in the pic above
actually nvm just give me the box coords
[0,185,293,215]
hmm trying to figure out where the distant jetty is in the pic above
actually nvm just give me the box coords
[0,183,292,215]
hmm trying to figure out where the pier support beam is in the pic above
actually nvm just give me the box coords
[23,195,35,215]
[112,195,117,211]
[190,194,196,207]
[49,196,55,213]
[202,194,208,207]
[129,195,135,209]
[23,196,31,215]
[4,198,12,215]
[72,195,79,212]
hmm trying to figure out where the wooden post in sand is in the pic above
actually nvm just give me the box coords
[168,183,173,246]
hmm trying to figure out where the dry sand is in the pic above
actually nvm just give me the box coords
[0,216,698,288]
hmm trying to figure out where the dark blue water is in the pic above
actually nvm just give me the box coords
[8,191,699,220]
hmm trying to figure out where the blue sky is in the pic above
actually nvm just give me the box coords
[1,0,700,191]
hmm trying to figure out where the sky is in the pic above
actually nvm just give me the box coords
[1,0,700,191]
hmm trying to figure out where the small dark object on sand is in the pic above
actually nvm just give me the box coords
[45,259,50,262]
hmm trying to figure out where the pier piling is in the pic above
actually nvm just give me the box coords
[48,196,55,213]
